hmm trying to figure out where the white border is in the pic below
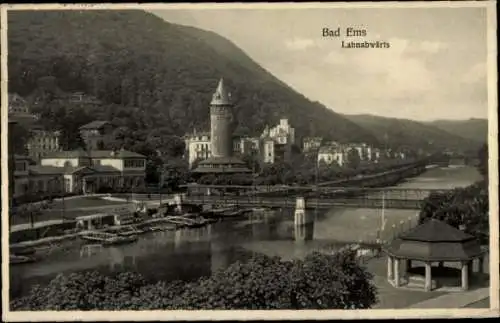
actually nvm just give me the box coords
[1,2,498,321]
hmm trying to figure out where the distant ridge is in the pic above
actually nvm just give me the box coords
[425,118,487,144]
[343,114,484,153]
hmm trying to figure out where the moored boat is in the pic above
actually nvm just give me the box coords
[80,231,138,246]
[102,235,138,246]
[115,225,143,237]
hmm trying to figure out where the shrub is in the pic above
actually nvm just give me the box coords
[11,250,377,310]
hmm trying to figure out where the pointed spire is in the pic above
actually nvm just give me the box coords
[210,78,231,105]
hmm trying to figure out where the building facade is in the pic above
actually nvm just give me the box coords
[9,149,147,198]
[318,145,347,166]
[260,119,295,164]
[26,129,62,161]
[79,120,114,150]
[8,93,30,114]
[302,137,323,153]
[268,119,295,145]
[184,132,211,167]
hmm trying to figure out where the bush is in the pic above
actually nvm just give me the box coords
[11,250,377,310]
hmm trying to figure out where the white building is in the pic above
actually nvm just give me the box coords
[268,119,295,145]
[259,119,296,164]
[302,137,323,153]
[318,145,347,166]
[184,131,211,167]
[34,148,146,194]
[26,129,62,161]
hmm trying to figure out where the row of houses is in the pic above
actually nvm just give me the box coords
[303,137,409,167]
[184,118,296,168]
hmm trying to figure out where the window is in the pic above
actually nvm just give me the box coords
[15,162,26,172]
[124,159,145,168]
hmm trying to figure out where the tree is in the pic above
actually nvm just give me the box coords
[346,149,361,170]
[419,181,489,244]
[477,143,488,178]
[8,122,31,155]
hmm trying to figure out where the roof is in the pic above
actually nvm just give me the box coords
[318,146,343,154]
[14,155,32,160]
[79,120,111,130]
[43,149,146,159]
[401,218,475,243]
[194,156,251,173]
[210,78,232,106]
[193,167,252,174]
[29,165,68,175]
[198,156,247,166]
[43,149,89,159]
[91,165,121,173]
[384,219,485,261]
[8,93,26,104]
[89,150,145,159]
[29,164,123,175]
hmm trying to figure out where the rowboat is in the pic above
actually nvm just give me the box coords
[80,231,138,246]
[102,235,138,246]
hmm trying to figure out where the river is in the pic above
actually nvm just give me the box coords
[9,165,483,299]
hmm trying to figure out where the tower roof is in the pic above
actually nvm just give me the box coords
[210,78,231,105]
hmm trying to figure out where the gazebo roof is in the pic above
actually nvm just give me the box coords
[384,219,485,261]
[401,218,475,243]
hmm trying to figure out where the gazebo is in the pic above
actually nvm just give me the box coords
[383,218,487,292]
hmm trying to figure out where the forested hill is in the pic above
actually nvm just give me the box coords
[343,114,483,154]
[8,10,378,145]
[425,118,488,144]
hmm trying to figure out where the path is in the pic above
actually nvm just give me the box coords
[408,287,490,308]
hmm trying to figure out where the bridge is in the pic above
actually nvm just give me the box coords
[180,159,445,210]
[183,187,449,210]
[184,160,431,198]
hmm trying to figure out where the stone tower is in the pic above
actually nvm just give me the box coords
[210,78,233,158]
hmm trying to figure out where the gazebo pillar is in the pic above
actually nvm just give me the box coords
[387,256,394,281]
[461,261,469,291]
[424,262,432,292]
[467,260,474,278]
[478,256,485,273]
[394,258,400,287]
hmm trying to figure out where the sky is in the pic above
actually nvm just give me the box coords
[151,6,490,121]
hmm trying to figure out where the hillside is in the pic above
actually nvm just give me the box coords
[7,10,379,146]
[343,114,483,154]
[426,118,488,144]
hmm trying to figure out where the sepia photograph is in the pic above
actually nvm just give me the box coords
[1,2,498,320]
